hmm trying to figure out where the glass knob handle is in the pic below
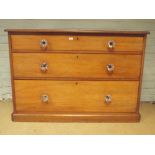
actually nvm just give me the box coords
[105,95,112,104]
[40,62,48,72]
[108,40,115,49]
[41,94,48,103]
[107,64,114,72]
[40,39,48,50]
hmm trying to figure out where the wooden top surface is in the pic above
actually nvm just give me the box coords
[5,29,150,35]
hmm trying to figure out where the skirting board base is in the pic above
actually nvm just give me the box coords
[12,112,140,123]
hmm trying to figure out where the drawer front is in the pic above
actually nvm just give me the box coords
[14,80,139,113]
[13,53,141,79]
[11,35,143,52]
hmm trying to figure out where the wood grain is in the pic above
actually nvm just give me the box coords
[136,36,147,112]
[13,53,142,79]
[11,35,144,52]
[5,28,150,35]
[1,20,153,102]
[14,80,139,113]
[5,28,149,122]
[12,112,140,122]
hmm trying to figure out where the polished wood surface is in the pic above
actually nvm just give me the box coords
[5,29,150,35]
[11,35,144,52]
[6,29,149,122]
[13,53,141,79]
[12,112,140,122]
[136,36,147,112]
[14,80,139,113]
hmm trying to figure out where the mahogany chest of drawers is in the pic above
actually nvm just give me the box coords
[5,29,149,122]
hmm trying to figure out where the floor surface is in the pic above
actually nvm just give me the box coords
[0,101,155,134]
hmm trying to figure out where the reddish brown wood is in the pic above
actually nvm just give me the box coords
[12,112,140,122]
[14,80,139,113]
[5,29,150,36]
[136,36,147,112]
[12,53,142,79]
[11,35,144,52]
[12,50,143,54]
[5,29,149,122]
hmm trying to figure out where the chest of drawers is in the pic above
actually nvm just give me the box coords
[5,29,149,122]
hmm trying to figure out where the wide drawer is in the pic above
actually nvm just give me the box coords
[14,80,139,113]
[11,35,144,52]
[13,53,141,79]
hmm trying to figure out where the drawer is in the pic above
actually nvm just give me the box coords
[14,80,139,113]
[13,53,141,79]
[11,35,144,52]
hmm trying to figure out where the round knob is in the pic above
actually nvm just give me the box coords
[107,64,114,73]
[105,95,112,104]
[108,40,115,49]
[41,94,48,103]
[40,39,48,50]
[40,62,48,72]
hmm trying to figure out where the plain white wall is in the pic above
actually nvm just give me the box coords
[0,19,155,101]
